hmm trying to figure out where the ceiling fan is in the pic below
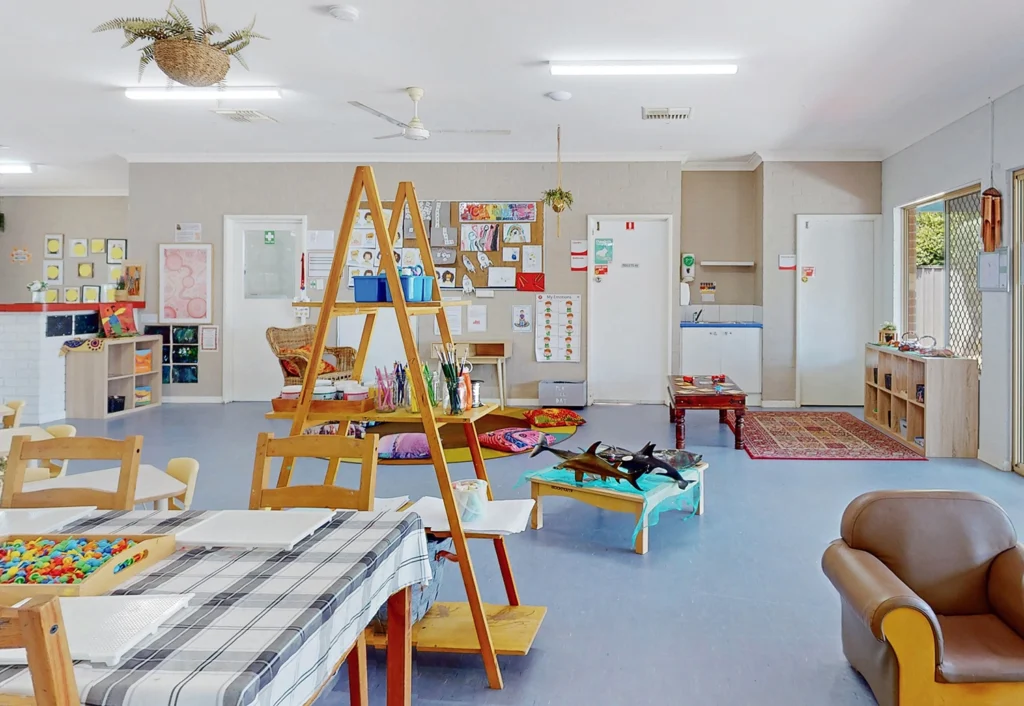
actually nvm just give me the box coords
[349,87,511,141]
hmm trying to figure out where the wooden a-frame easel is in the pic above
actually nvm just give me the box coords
[266,166,545,690]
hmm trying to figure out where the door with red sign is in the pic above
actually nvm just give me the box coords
[587,215,674,403]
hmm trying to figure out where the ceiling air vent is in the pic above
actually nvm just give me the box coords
[641,107,691,121]
[212,109,278,124]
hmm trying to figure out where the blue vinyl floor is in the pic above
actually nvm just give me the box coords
[57,402,1024,705]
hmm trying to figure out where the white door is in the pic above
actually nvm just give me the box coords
[587,216,673,403]
[797,215,879,406]
[224,217,306,402]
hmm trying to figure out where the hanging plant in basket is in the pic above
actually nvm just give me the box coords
[95,2,267,87]
[543,125,573,236]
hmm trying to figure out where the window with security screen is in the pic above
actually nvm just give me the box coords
[946,191,983,364]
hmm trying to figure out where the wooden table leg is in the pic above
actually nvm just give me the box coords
[634,507,649,555]
[531,482,543,530]
[719,409,728,424]
[386,586,412,706]
[347,633,369,706]
[734,408,745,450]
[675,408,686,448]
[668,398,676,424]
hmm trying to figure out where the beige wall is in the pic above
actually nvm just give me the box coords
[680,171,758,304]
[128,162,682,399]
[753,164,764,305]
[0,197,128,303]
[760,161,882,402]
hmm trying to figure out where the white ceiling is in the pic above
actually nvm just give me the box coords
[2,0,1024,192]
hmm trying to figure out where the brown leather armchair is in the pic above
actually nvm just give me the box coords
[823,491,1024,706]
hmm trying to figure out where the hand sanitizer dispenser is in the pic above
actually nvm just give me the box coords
[680,253,696,305]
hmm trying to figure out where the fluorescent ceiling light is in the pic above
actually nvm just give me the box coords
[125,87,282,101]
[549,62,737,76]
[0,163,34,174]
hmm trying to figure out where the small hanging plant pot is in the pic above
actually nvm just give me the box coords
[543,188,574,214]
[153,39,230,87]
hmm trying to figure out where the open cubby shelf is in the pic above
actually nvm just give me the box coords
[863,344,979,458]
[65,334,164,419]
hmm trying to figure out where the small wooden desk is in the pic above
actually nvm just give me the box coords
[430,340,511,409]
[25,464,186,510]
[667,375,747,449]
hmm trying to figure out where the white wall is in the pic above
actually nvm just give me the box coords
[882,87,1024,470]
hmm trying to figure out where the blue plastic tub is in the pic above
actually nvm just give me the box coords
[353,276,384,302]
[383,275,416,302]
[411,276,435,302]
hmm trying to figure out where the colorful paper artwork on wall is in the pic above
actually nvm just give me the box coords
[63,287,80,303]
[460,224,500,251]
[159,243,212,324]
[90,239,106,254]
[502,223,531,243]
[82,285,100,303]
[522,245,543,273]
[44,261,63,286]
[123,263,145,301]
[108,265,122,284]
[44,234,63,260]
[69,239,88,258]
[44,289,59,303]
[99,303,138,338]
[535,294,580,362]
[106,239,127,264]
[431,247,457,265]
[459,202,537,223]
[512,305,533,333]
[9,248,30,265]
[437,267,457,288]
[516,272,545,292]
[347,248,376,267]
[78,262,94,279]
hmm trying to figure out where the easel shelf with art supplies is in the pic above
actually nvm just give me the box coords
[264,166,545,691]
[430,340,511,409]
[65,334,163,419]
[863,344,979,458]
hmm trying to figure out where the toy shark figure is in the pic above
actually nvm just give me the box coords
[596,442,700,488]
[552,442,645,491]
[530,437,576,462]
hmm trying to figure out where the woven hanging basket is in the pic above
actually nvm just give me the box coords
[153,39,230,87]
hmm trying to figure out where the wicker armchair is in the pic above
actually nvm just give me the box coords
[266,325,357,386]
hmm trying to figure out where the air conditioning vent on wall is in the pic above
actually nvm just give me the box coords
[212,109,278,124]
[641,107,691,121]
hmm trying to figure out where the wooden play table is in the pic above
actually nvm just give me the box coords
[667,375,747,449]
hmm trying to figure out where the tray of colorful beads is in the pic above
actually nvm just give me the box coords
[0,534,176,601]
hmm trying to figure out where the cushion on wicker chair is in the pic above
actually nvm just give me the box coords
[279,345,339,377]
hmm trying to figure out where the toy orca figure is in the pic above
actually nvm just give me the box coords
[553,442,646,491]
[597,442,700,488]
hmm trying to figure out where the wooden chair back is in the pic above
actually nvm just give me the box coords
[0,597,80,706]
[165,457,200,510]
[39,425,78,478]
[250,432,379,511]
[1,436,143,511]
[2,400,25,429]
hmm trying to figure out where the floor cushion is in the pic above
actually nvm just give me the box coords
[279,345,339,377]
[479,428,556,453]
[523,407,586,428]
[379,433,431,459]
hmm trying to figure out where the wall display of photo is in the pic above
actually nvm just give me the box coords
[452,201,545,292]
[44,234,64,259]
[106,239,127,264]
[159,243,212,324]
[69,239,88,258]
[123,263,145,301]
[44,289,58,303]
[78,262,94,279]
[44,261,63,286]
[63,287,80,303]
[82,285,101,303]
[90,239,106,255]
[108,265,123,284]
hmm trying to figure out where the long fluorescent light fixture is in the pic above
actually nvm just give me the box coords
[125,87,282,101]
[0,163,34,174]
[549,61,737,76]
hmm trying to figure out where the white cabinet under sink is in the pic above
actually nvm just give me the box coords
[679,326,762,398]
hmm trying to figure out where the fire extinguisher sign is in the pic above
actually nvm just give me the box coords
[625,222,635,230]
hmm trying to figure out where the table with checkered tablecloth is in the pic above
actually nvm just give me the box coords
[0,509,432,706]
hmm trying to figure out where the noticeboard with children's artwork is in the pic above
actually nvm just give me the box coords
[452,202,544,291]
[535,294,580,362]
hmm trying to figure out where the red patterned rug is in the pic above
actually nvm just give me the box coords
[726,411,926,461]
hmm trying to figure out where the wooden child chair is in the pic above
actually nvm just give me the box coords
[1,435,143,511]
[0,597,80,706]
[22,424,79,482]
[165,457,200,510]
[250,431,380,706]
[2,400,25,429]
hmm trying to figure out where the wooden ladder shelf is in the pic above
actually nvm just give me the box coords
[265,166,545,689]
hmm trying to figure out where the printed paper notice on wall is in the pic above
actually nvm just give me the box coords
[536,294,580,362]
[801,266,815,281]
[570,239,588,272]
[594,238,614,265]
[778,254,796,270]
[699,281,716,303]
[175,223,202,243]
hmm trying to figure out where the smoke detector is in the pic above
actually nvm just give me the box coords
[641,107,691,121]
[327,5,360,21]
[546,90,572,102]
[213,109,278,124]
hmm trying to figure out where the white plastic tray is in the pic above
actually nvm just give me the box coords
[404,497,534,535]
[0,507,97,535]
[174,509,335,550]
[0,594,194,666]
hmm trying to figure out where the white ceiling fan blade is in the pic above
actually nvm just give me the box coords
[374,133,405,140]
[348,101,410,129]
[433,129,512,136]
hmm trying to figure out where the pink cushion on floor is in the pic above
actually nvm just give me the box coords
[478,428,556,453]
[379,433,431,459]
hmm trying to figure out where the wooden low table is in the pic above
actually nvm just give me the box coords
[530,464,706,555]
[667,375,747,449]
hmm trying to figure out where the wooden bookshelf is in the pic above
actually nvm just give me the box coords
[66,335,163,419]
[863,344,978,458]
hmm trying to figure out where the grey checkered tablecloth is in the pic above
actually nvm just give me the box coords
[0,509,431,706]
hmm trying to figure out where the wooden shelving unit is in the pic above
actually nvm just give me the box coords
[65,335,163,419]
[265,166,544,690]
[863,344,978,458]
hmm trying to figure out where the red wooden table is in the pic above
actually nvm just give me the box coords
[667,375,747,449]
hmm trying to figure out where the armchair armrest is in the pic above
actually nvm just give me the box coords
[990,543,1024,638]
[325,346,356,372]
[822,539,943,663]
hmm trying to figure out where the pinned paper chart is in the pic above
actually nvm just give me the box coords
[535,293,581,362]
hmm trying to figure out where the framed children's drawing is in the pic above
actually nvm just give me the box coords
[158,243,212,324]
